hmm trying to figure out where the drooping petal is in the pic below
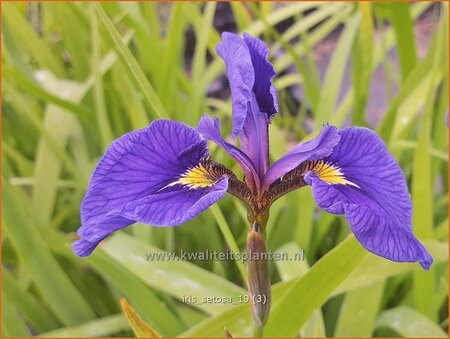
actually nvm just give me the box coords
[303,127,432,270]
[263,124,340,190]
[73,120,228,257]
[197,114,260,191]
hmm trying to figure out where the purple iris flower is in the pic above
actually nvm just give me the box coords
[73,32,432,271]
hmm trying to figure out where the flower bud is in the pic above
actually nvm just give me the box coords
[246,222,271,328]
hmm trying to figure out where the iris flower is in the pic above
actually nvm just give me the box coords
[73,32,432,272]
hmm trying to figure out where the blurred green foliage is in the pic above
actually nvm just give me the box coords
[2,2,448,337]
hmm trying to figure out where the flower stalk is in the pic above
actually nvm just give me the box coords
[247,221,271,332]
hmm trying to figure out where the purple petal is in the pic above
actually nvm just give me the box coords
[216,33,278,137]
[120,177,228,226]
[72,238,101,257]
[304,127,432,270]
[240,95,270,177]
[263,124,340,189]
[216,32,254,138]
[217,33,279,180]
[197,114,260,190]
[243,33,278,117]
[240,33,279,176]
[73,120,228,257]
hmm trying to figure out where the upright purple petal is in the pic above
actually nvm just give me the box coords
[263,124,340,190]
[217,33,279,179]
[197,114,261,192]
[216,32,254,138]
[240,95,270,177]
[73,120,228,256]
[304,127,432,270]
[243,33,278,117]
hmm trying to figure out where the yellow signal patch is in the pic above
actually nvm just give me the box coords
[174,164,217,189]
[311,161,359,188]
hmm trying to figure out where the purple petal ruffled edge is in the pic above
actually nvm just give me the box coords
[216,32,278,138]
[243,33,278,118]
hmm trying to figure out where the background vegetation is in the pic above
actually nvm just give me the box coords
[2,2,448,337]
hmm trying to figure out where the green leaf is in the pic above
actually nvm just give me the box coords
[334,240,447,295]
[87,250,186,337]
[411,11,446,319]
[265,235,367,337]
[314,13,359,128]
[100,233,247,315]
[94,3,168,119]
[3,270,59,333]
[230,3,252,31]
[158,3,185,116]
[39,314,129,338]
[294,188,316,258]
[389,3,417,80]
[90,4,114,148]
[334,282,383,337]
[263,3,349,112]
[28,72,89,225]
[181,240,447,337]
[189,2,217,123]
[3,178,96,325]
[275,243,325,337]
[210,204,247,281]
[352,3,373,125]
[2,290,31,337]
[375,306,447,337]
[2,3,65,76]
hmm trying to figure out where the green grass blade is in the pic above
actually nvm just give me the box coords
[411,11,446,319]
[29,73,87,225]
[189,2,217,122]
[389,3,417,80]
[210,205,247,282]
[87,250,186,337]
[265,235,367,337]
[314,13,359,128]
[39,314,129,338]
[100,233,246,315]
[158,3,185,116]
[334,282,383,337]
[2,290,31,337]
[3,178,96,325]
[2,3,65,76]
[94,3,168,119]
[3,270,59,333]
[377,39,437,141]
[275,243,326,337]
[352,3,374,126]
[91,4,114,148]
[374,306,447,337]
